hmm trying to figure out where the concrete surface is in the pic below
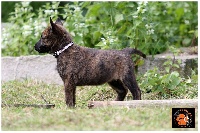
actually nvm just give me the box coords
[138,53,198,77]
[1,55,62,85]
[1,53,198,85]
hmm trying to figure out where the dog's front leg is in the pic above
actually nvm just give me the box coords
[64,81,76,107]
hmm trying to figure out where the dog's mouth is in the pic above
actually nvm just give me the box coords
[34,40,51,53]
[36,45,51,53]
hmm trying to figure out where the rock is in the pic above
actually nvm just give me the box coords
[138,53,198,77]
[1,55,62,85]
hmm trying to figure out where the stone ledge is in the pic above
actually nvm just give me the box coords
[1,54,198,85]
[1,55,62,85]
[138,54,198,77]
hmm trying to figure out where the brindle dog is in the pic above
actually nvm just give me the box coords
[34,18,146,107]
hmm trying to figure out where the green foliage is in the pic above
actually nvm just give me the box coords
[139,48,198,99]
[1,2,60,56]
[1,1,197,56]
[1,105,180,130]
[1,2,48,22]
[1,2,17,22]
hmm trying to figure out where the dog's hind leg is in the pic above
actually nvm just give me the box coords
[122,74,141,100]
[108,80,128,101]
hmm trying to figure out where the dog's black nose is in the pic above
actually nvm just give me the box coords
[34,42,40,52]
[34,45,37,50]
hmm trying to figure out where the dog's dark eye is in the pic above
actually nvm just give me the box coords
[41,35,48,39]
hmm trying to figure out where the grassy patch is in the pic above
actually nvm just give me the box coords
[1,79,198,131]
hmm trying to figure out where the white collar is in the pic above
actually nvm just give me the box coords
[53,42,74,58]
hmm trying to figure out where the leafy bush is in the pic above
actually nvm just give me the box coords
[1,2,60,56]
[139,67,197,99]
[1,1,197,56]
[138,47,198,99]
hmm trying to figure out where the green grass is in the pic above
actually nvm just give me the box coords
[1,106,183,131]
[1,79,198,131]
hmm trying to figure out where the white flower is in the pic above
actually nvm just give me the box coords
[29,17,33,22]
[22,25,33,37]
[101,38,107,45]
[142,9,146,14]
[52,4,57,9]
[137,6,141,12]
[101,38,105,41]
[41,22,47,27]
[163,10,167,15]
[150,29,154,34]
[79,23,85,28]
[106,30,112,36]
[20,7,24,12]
[147,29,154,35]
[2,29,10,39]
[34,25,41,31]
[133,15,138,18]
[23,30,32,37]
[143,1,148,6]
[20,7,28,13]
[145,23,153,29]
[109,38,114,43]
[23,25,32,31]
[74,7,80,12]
[15,8,19,14]
[54,10,58,15]
[138,1,148,6]
[21,2,30,7]
[33,20,44,32]
[44,10,54,15]
[74,23,78,27]
[142,17,147,21]
[185,20,190,24]
[145,24,149,28]
[138,2,143,5]
[34,32,40,37]
[78,33,83,37]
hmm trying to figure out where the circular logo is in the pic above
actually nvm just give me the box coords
[173,109,193,128]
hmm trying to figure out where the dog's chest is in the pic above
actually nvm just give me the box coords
[56,51,85,79]
[56,57,72,79]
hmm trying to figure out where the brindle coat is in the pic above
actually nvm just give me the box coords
[34,18,146,107]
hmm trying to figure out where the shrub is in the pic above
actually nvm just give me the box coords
[1,1,197,56]
[138,47,198,99]
[1,2,60,56]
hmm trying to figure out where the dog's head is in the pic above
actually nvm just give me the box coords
[34,17,72,54]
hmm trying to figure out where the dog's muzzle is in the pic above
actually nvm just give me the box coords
[34,40,51,53]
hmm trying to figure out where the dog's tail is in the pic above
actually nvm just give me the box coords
[122,48,146,58]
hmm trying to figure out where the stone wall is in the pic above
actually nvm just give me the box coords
[1,53,198,85]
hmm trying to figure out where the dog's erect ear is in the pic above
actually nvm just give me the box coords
[50,17,62,34]
[50,17,65,35]
[55,18,63,26]
[50,17,54,26]
[50,17,56,31]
